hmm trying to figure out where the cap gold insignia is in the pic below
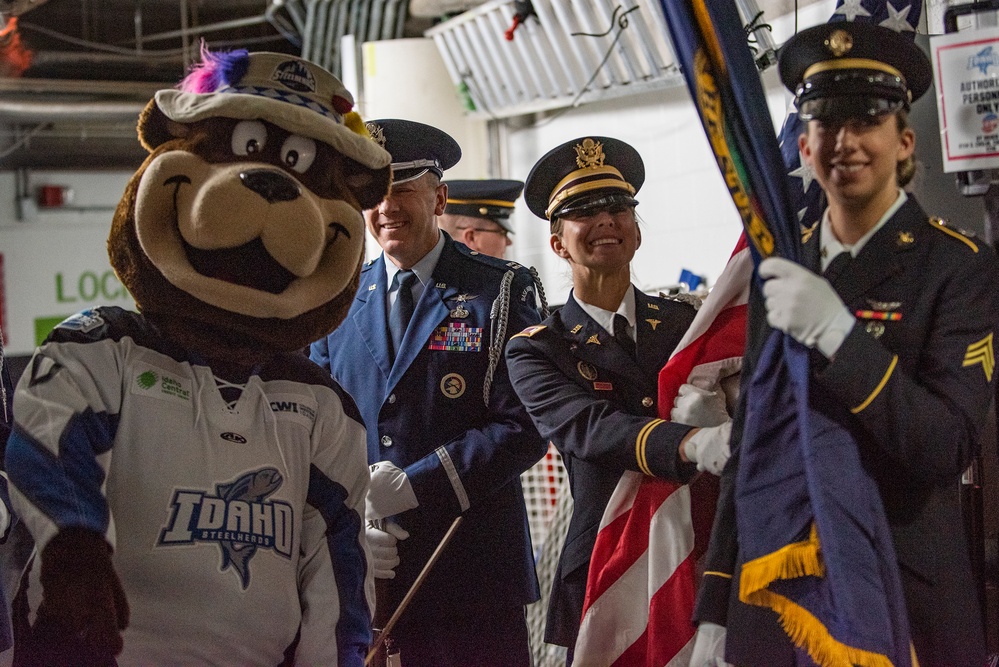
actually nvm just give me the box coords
[586,334,602,345]
[825,29,853,57]
[575,138,606,169]
[646,318,661,330]
[801,221,818,244]
[577,361,598,381]
[897,231,914,246]
[571,324,583,334]
[440,372,467,398]
[366,122,386,147]
[963,333,995,381]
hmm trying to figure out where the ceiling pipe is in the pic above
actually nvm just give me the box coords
[0,99,146,122]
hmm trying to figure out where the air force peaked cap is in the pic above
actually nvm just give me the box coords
[444,179,524,232]
[364,118,461,184]
[779,21,931,121]
[524,136,644,221]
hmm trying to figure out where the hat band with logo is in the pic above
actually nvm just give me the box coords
[546,165,636,219]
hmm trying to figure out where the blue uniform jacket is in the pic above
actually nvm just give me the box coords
[694,197,999,665]
[311,235,546,626]
[506,288,698,648]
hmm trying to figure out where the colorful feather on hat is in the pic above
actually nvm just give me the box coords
[179,45,250,94]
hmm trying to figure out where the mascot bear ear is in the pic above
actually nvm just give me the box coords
[346,166,392,212]
[137,99,189,153]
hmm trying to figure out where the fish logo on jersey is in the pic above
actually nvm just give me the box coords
[159,467,294,589]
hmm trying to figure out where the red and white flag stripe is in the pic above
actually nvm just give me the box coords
[573,235,751,666]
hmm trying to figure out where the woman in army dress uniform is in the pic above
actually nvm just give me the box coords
[693,21,999,665]
[505,136,733,657]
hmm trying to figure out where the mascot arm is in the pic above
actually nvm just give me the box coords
[405,270,547,515]
[293,389,371,666]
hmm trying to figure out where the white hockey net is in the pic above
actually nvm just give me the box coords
[521,444,572,667]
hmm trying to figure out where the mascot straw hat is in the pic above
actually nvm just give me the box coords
[140,48,389,171]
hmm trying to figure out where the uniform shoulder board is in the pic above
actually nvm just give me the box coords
[928,216,979,253]
[659,292,702,311]
[511,324,547,339]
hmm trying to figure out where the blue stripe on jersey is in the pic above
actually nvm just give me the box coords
[307,463,369,665]
[6,409,116,533]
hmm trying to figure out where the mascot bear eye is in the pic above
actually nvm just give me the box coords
[231,120,268,156]
[281,135,316,173]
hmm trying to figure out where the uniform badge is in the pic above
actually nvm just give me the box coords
[449,293,478,319]
[865,321,886,339]
[577,361,597,381]
[571,324,583,334]
[854,309,901,322]
[428,323,483,352]
[647,303,660,311]
[586,334,601,345]
[436,282,447,289]
[867,299,901,310]
[801,221,818,244]
[897,231,914,246]
[440,373,467,398]
[512,325,546,339]
[646,318,661,330]
[963,333,995,381]
[368,284,377,291]
[593,381,613,391]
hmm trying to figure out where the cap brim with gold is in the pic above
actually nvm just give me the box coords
[778,21,931,121]
[365,118,461,185]
[444,179,524,232]
[524,136,644,221]
[144,50,390,170]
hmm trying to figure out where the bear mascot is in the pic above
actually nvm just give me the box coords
[5,47,391,665]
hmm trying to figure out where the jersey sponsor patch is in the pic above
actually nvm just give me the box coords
[428,322,483,352]
[130,364,192,402]
[158,467,294,589]
[267,393,318,430]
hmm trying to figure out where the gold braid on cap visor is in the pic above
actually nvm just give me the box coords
[446,198,516,208]
[546,165,636,219]
[802,58,905,83]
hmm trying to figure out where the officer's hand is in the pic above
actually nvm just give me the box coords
[682,422,732,476]
[689,622,731,667]
[366,461,419,521]
[759,257,855,358]
[671,384,729,427]
[366,521,410,579]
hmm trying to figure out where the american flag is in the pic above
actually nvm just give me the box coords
[573,236,750,666]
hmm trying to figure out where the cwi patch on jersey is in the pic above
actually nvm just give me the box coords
[158,468,294,589]
[268,393,318,430]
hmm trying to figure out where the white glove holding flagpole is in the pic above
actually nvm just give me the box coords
[759,257,855,359]
[366,521,410,579]
[689,622,732,667]
[366,461,419,521]
[682,422,732,476]
[671,384,730,428]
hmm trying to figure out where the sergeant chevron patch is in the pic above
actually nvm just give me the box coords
[963,333,995,381]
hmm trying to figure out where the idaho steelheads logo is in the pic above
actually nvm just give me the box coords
[159,468,293,589]
[272,59,316,93]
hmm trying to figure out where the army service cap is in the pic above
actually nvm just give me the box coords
[365,118,461,184]
[779,21,931,121]
[444,179,524,232]
[524,136,644,221]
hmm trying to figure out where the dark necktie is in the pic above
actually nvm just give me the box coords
[823,251,852,283]
[613,314,636,360]
[389,269,416,360]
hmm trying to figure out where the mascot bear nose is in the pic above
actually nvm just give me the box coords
[240,169,301,204]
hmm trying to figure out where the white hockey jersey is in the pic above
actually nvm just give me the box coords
[8,307,372,666]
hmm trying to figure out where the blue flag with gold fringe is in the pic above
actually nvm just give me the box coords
[659,0,917,664]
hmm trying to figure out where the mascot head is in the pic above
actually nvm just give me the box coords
[109,47,391,361]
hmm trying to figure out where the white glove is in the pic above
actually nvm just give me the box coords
[366,521,410,579]
[759,257,855,358]
[682,421,732,476]
[671,384,729,427]
[689,622,730,667]
[366,461,419,521]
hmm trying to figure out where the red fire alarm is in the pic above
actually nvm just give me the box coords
[36,185,72,208]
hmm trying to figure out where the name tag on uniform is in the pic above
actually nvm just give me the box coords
[428,322,483,352]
